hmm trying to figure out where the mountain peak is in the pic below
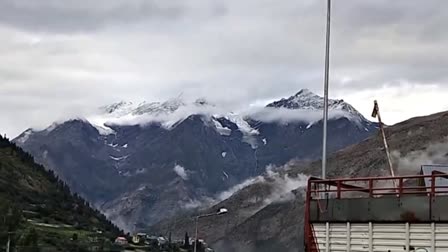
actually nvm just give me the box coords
[100,101,135,116]
[267,89,324,110]
[194,98,216,108]
[98,96,215,120]
[266,89,367,121]
[294,88,317,98]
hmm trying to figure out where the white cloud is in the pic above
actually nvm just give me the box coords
[217,176,264,202]
[181,163,309,210]
[393,138,448,176]
[248,107,355,124]
[173,164,188,180]
[217,165,309,205]
[262,165,309,204]
[341,83,448,125]
[86,97,361,133]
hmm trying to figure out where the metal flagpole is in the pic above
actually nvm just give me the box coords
[194,217,199,252]
[322,0,331,180]
[371,100,398,192]
[371,101,396,177]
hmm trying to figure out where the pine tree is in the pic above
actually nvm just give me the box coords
[22,228,40,252]
[184,232,190,249]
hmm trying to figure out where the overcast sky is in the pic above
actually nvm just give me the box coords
[1,0,447,137]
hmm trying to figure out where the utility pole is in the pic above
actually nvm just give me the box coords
[193,208,228,252]
[322,0,332,180]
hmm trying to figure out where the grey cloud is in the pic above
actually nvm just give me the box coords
[0,0,186,32]
[0,0,448,137]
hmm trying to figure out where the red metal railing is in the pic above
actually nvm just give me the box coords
[304,172,448,252]
[309,172,448,200]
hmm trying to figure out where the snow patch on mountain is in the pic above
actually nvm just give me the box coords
[226,113,260,136]
[225,113,260,148]
[212,118,232,136]
[174,165,188,180]
[94,125,116,136]
[45,122,60,132]
[15,129,33,144]
[88,97,220,133]
[110,155,129,161]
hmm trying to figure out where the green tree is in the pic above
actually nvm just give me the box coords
[0,203,22,250]
[5,205,22,232]
[21,228,40,252]
[184,232,190,249]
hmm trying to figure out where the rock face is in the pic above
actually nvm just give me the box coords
[150,111,448,252]
[14,90,376,231]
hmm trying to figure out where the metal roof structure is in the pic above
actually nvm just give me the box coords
[421,164,448,192]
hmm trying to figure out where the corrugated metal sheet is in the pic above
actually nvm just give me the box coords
[312,222,448,252]
[421,165,448,192]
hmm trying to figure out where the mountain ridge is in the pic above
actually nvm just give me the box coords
[13,90,377,231]
[150,110,448,252]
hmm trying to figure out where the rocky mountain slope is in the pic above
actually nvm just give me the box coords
[0,135,121,251]
[14,89,376,231]
[151,111,448,252]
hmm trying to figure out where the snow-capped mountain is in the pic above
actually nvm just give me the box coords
[100,96,188,118]
[267,89,365,119]
[14,89,377,231]
[98,95,217,119]
[85,89,369,138]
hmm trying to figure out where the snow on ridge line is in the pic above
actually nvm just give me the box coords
[29,94,368,138]
[226,113,259,135]
[15,129,33,144]
[94,125,116,136]
[110,155,129,161]
[212,118,232,136]
[90,106,365,132]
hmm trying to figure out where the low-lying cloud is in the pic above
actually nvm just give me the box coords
[85,97,361,136]
[249,107,356,125]
[174,164,188,180]
[393,137,448,176]
[182,163,309,210]
[180,175,264,210]
[263,166,308,204]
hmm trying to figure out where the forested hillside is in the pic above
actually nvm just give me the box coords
[0,135,122,251]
